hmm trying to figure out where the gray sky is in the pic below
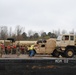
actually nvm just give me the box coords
[0,0,76,33]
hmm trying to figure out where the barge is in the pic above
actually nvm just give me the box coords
[0,55,76,75]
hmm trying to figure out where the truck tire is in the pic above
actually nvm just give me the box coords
[53,50,60,57]
[65,49,74,58]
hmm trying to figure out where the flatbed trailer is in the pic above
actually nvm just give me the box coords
[0,55,76,75]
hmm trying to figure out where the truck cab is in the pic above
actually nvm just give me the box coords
[55,34,76,58]
[57,34,75,47]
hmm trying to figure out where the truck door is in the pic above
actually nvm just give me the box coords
[39,43,46,53]
[61,35,70,47]
[69,35,75,45]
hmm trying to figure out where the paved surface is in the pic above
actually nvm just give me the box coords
[2,54,53,59]
[0,54,76,59]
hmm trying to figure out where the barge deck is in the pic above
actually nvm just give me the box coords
[0,54,76,75]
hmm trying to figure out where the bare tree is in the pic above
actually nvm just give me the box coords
[28,30,34,37]
[12,33,16,40]
[41,32,47,38]
[9,27,12,37]
[22,32,27,40]
[0,26,8,40]
[15,25,24,41]
[33,32,39,39]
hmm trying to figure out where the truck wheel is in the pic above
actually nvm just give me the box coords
[61,53,65,57]
[65,49,74,58]
[53,50,60,57]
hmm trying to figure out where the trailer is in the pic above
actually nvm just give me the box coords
[0,55,76,75]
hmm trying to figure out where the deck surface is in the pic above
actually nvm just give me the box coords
[0,54,69,59]
[0,54,76,75]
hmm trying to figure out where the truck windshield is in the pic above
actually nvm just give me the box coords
[57,35,62,41]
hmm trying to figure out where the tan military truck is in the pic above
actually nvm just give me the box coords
[34,38,56,55]
[34,34,76,58]
[54,34,76,58]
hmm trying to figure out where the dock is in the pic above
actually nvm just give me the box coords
[0,54,76,75]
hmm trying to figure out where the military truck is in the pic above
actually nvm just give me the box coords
[34,34,76,58]
[54,34,76,58]
[34,38,56,55]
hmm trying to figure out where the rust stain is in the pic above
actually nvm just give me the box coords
[46,65,57,68]
[32,65,58,69]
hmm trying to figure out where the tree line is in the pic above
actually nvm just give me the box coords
[0,25,75,41]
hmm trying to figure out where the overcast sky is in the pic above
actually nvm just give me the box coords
[0,0,76,33]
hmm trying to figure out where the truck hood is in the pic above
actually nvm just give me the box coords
[56,41,61,47]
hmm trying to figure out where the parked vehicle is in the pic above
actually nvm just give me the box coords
[34,34,76,58]
[34,38,56,55]
[54,34,76,58]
